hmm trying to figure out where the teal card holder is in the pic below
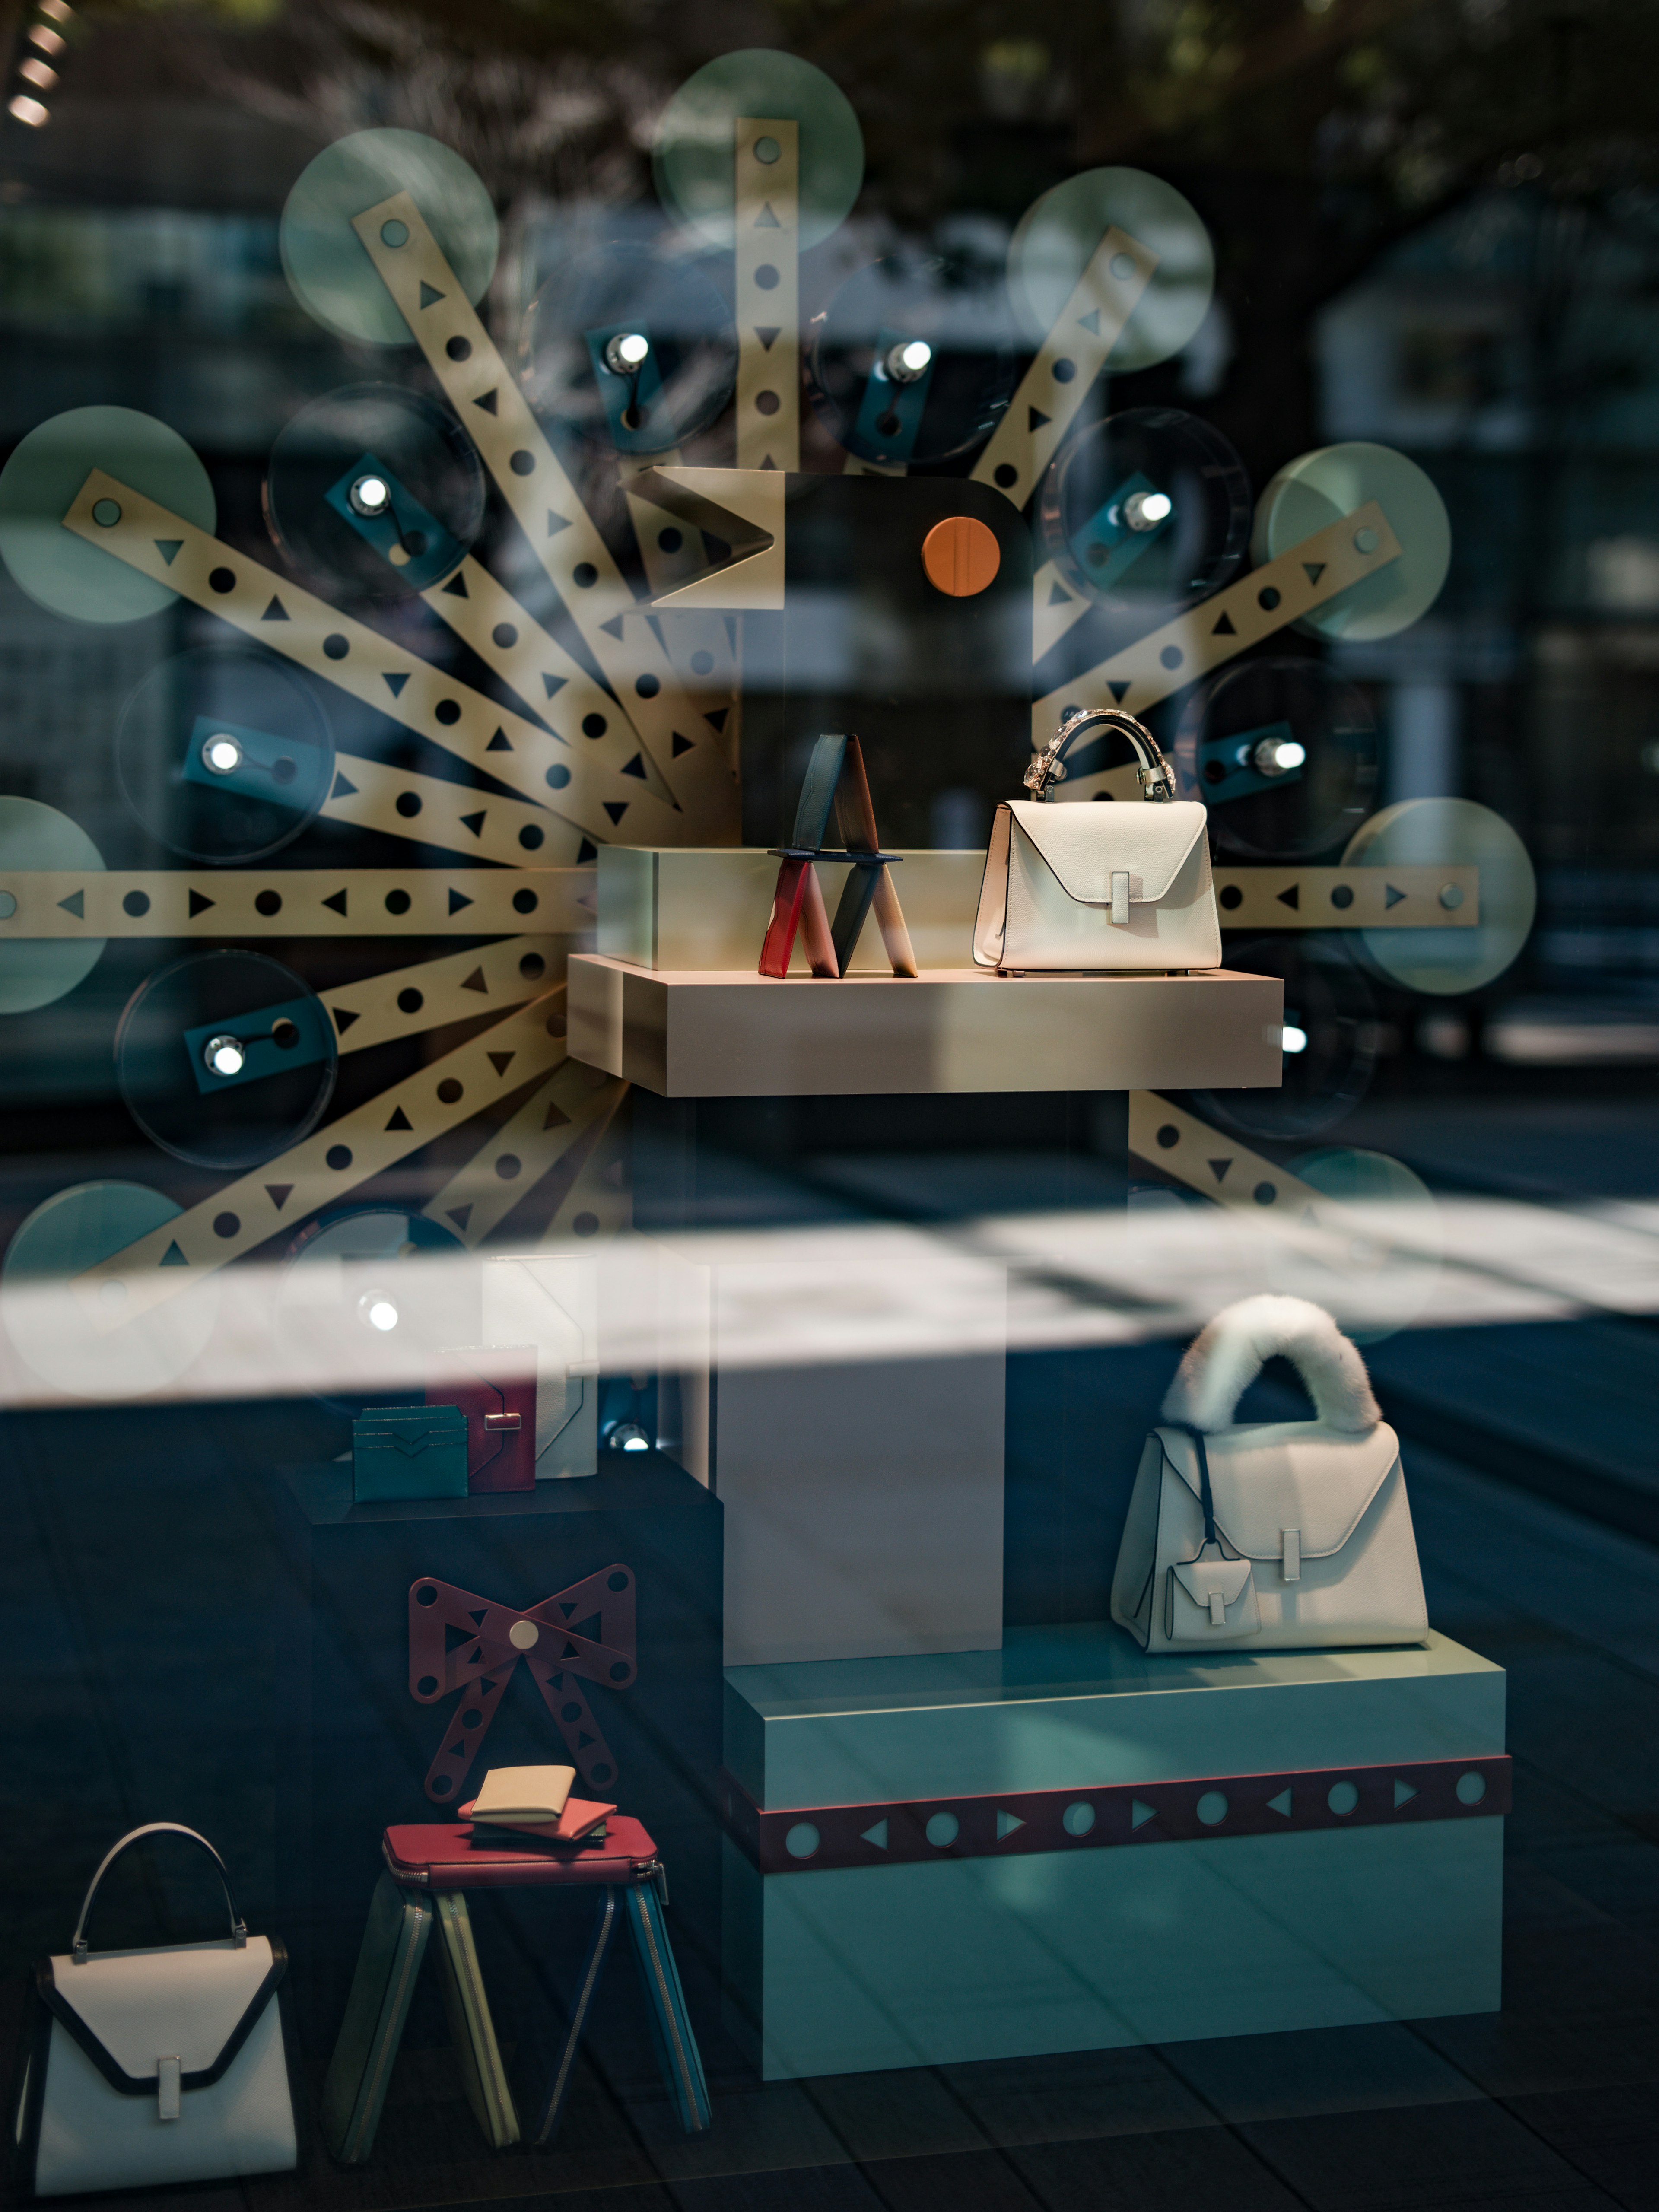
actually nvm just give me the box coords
[353,1404,470,1503]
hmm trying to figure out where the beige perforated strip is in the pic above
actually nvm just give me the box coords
[540,1078,632,1245]
[320,937,562,1054]
[0,868,591,938]
[422,1054,624,1248]
[1032,560,1092,659]
[1211,866,1478,929]
[734,120,799,472]
[350,193,734,840]
[72,993,569,1322]
[60,471,680,848]
[972,227,1156,511]
[322,753,585,868]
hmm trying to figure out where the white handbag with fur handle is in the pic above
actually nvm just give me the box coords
[1111,1295,1429,1653]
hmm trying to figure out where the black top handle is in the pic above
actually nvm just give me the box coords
[1163,1419,1220,1549]
[69,1824,247,1965]
[1024,706,1177,804]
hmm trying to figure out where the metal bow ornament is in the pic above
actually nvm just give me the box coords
[408,1565,637,1805]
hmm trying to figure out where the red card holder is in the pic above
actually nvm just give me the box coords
[426,1344,538,1492]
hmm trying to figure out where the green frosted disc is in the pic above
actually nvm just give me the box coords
[653,50,864,250]
[1267,1146,1441,1344]
[1344,798,1535,994]
[1251,442,1451,642]
[281,128,499,346]
[1007,168,1214,372]
[0,797,106,1012]
[1,1179,219,1396]
[0,406,213,625]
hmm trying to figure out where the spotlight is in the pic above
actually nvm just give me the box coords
[201,733,243,776]
[884,338,932,383]
[203,1033,247,1079]
[603,331,651,374]
[347,472,390,517]
[1122,489,1173,531]
[1252,735,1306,777]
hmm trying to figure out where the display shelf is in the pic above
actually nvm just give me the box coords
[569,955,1283,1096]
[721,1624,1506,2078]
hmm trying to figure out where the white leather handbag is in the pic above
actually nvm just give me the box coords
[1110,1295,1429,1653]
[973,708,1222,973]
[14,1824,297,2198]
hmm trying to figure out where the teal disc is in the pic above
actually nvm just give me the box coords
[0,406,213,625]
[1251,442,1451,642]
[1007,169,1214,372]
[1267,1147,1441,1344]
[652,50,864,251]
[0,797,106,1013]
[281,128,499,346]
[1343,798,1535,995]
[1,1179,219,1396]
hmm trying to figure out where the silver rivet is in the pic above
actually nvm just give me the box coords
[508,1620,539,1650]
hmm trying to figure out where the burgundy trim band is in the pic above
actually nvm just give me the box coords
[720,1754,1511,1874]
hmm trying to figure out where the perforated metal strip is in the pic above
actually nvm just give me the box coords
[0,868,591,938]
[321,937,561,1055]
[322,753,585,868]
[734,119,800,472]
[421,1055,624,1249]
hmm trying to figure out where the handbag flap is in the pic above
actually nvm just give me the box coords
[43,1935,283,2089]
[1008,799,1208,904]
[1157,1421,1400,1559]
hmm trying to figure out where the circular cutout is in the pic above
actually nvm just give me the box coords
[653,51,864,251]
[1062,1801,1097,1837]
[1327,1780,1360,1816]
[804,252,1020,466]
[1,1179,220,1398]
[1456,1770,1487,1805]
[1174,658,1377,861]
[1041,408,1249,614]
[116,648,334,864]
[1342,798,1536,995]
[265,384,485,601]
[1268,1146,1442,1344]
[0,406,215,625]
[1251,443,1451,642]
[1192,937,1379,1143]
[115,950,337,1171]
[921,515,1001,597]
[0,798,106,1014]
[280,129,499,347]
[519,243,738,454]
[1195,1791,1229,1826]
[924,1811,960,1847]
[1008,169,1214,373]
[276,1207,472,1414]
[785,1822,820,1859]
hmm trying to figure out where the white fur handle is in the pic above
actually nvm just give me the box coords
[1161,1295,1380,1435]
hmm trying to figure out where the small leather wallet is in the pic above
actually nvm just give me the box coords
[426,1345,538,1493]
[352,1405,470,1503]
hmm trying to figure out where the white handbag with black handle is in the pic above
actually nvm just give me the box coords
[973,707,1222,974]
[13,1823,297,2198]
[1111,1295,1429,1653]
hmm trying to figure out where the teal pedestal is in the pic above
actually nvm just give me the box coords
[721,1627,1506,2079]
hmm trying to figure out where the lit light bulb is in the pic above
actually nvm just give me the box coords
[1252,735,1306,777]
[8,94,47,124]
[1122,489,1173,531]
[28,23,64,52]
[19,57,56,88]
[607,1421,651,1452]
[884,339,933,383]
[1281,1023,1309,1055]
[604,331,651,373]
[203,1033,247,1078]
[202,733,243,776]
[348,472,390,517]
[38,0,74,21]
[365,1297,399,1332]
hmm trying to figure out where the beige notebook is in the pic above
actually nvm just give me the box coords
[469,1764,576,1824]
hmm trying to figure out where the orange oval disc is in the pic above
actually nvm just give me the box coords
[921,515,1001,598]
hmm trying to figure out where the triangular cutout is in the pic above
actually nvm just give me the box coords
[446,1202,474,1231]
[1047,581,1074,607]
[620,753,647,780]
[459,811,486,837]
[996,1810,1025,1840]
[419,281,445,308]
[486,1049,515,1076]
[1384,883,1406,909]
[1027,406,1051,432]
[543,1101,571,1130]
[57,890,84,918]
[486,728,511,752]
[1268,1788,1293,1817]
[576,1731,594,1749]
[602,801,629,824]
[385,1105,413,1131]
[159,1241,188,1267]
[474,388,499,415]
[1276,882,1300,910]
[753,202,782,229]
[154,540,182,565]
[460,966,487,994]
[330,769,358,800]
[705,706,728,731]
[547,511,570,537]
[1392,1779,1417,1808]
[384,672,409,697]
[332,1006,360,1034]
[577,839,598,863]
[1107,680,1131,702]
[1130,1799,1156,1830]
[540,674,566,701]
[261,595,289,621]
[188,888,213,917]
[861,1819,889,1849]
[448,888,473,914]
[1208,1157,1233,1182]
[1303,562,1326,585]
[759,454,778,469]
[265,1184,293,1211]
[440,570,469,598]
[322,888,348,916]
[754,326,781,350]
[598,615,624,640]
[672,732,695,755]
[1077,308,1102,334]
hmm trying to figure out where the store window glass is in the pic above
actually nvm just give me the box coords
[1,3,1653,2206]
